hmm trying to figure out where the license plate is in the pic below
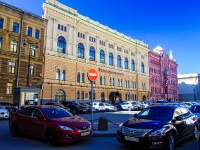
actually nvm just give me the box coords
[81,131,90,136]
[125,136,139,142]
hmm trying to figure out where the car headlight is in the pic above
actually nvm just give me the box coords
[59,126,74,131]
[149,128,166,140]
[118,123,123,131]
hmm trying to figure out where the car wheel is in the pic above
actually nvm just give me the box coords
[72,109,77,114]
[192,124,198,139]
[128,107,132,111]
[45,129,58,146]
[11,123,19,137]
[165,132,175,150]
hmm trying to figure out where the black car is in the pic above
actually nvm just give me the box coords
[60,101,88,114]
[117,105,198,150]
[44,102,70,112]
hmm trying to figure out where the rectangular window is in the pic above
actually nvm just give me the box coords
[10,40,18,52]
[12,22,19,33]
[27,27,32,37]
[0,37,2,49]
[35,29,40,39]
[6,83,13,95]
[0,18,3,28]
[29,65,34,76]
[8,62,15,73]
[29,44,37,56]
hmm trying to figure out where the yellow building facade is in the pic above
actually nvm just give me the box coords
[42,0,150,104]
[0,1,47,105]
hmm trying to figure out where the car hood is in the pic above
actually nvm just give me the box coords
[193,113,200,118]
[50,115,90,126]
[124,117,168,129]
[0,108,9,113]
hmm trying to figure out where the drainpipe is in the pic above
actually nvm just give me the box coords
[16,11,25,88]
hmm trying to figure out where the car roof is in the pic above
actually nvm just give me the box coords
[148,104,181,109]
[23,105,60,109]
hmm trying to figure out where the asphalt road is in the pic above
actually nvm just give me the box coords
[0,111,199,150]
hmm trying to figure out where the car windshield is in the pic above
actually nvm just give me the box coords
[190,106,200,113]
[42,107,72,119]
[137,107,173,120]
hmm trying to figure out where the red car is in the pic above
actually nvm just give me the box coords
[9,105,92,145]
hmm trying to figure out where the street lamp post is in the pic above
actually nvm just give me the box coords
[23,41,38,87]
[164,68,169,101]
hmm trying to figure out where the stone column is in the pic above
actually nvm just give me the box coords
[85,32,89,62]
[96,36,100,63]
[52,18,58,52]
[105,40,109,66]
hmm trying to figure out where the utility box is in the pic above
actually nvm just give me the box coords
[98,117,108,131]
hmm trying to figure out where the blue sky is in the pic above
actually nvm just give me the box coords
[2,0,200,74]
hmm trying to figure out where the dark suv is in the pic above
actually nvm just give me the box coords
[60,101,88,114]
[117,105,198,150]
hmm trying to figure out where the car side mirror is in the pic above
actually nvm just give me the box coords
[37,115,44,120]
[130,113,138,118]
[172,116,183,123]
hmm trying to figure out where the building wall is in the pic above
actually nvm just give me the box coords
[42,0,150,104]
[149,46,178,102]
[0,2,47,103]
[178,73,200,101]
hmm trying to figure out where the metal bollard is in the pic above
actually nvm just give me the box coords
[98,117,108,131]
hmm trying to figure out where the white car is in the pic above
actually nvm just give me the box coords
[93,102,106,111]
[0,107,10,119]
[103,103,117,112]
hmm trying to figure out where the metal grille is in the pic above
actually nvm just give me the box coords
[75,125,90,131]
[122,126,152,137]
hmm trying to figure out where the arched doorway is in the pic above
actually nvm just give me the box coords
[109,91,122,104]
[142,95,147,101]
[55,89,66,102]
[101,92,105,102]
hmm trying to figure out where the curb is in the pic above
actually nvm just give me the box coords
[92,133,117,137]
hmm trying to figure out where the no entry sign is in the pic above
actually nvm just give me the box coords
[88,68,98,81]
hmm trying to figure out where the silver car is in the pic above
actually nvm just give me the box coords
[0,107,10,119]
[120,101,139,111]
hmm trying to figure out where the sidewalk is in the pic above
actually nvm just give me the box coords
[91,122,119,137]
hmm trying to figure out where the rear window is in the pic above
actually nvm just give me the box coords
[42,107,72,119]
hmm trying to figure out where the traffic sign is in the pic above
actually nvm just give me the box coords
[88,68,98,81]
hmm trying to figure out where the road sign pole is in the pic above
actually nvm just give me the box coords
[91,81,94,130]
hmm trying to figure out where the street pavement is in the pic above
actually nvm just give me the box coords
[78,111,137,137]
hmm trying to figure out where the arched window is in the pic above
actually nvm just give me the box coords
[56,69,60,80]
[89,46,95,61]
[57,36,66,53]
[141,62,145,73]
[100,76,103,85]
[55,89,66,101]
[77,91,80,99]
[131,59,135,71]
[124,57,128,69]
[117,55,121,67]
[82,73,85,83]
[109,52,114,66]
[77,72,80,82]
[100,50,105,63]
[61,70,66,81]
[81,91,84,99]
[103,76,106,85]
[77,43,84,58]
